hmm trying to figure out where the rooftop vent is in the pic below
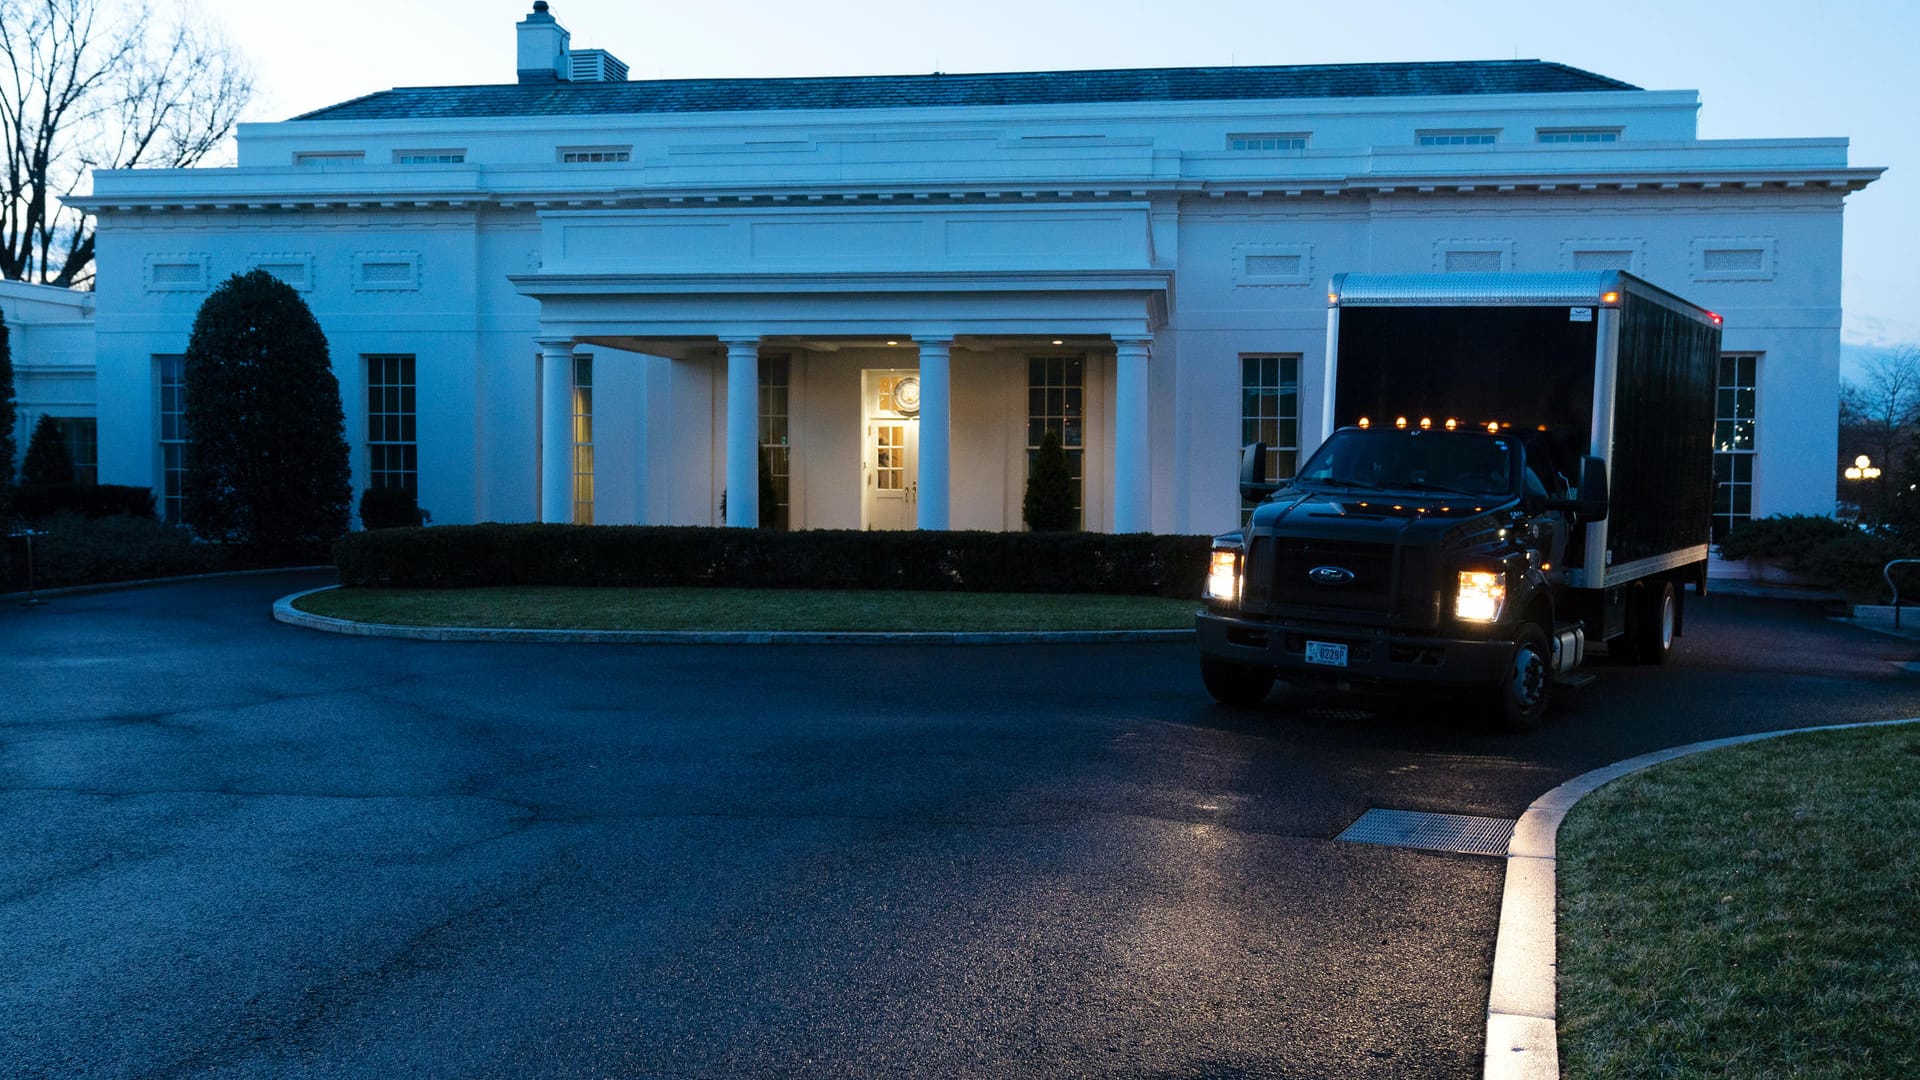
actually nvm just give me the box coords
[569,49,628,83]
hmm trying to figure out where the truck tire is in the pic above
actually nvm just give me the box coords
[1201,656,1275,705]
[1625,580,1678,666]
[1491,624,1551,732]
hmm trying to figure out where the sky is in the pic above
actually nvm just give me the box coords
[190,0,1916,352]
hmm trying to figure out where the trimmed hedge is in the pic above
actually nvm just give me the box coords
[334,524,1211,597]
[360,486,426,530]
[1718,514,1855,569]
[13,484,158,521]
[10,513,220,589]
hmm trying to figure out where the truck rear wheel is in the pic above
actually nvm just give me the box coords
[1491,624,1551,732]
[1623,581,1677,666]
[1201,656,1275,705]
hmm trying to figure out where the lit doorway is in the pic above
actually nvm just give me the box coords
[861,368,920,530]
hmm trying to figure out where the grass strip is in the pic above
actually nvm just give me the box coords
[295,586,1199,633]
[1557,724,1920,1079]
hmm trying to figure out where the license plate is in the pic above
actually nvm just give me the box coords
[1305,640,1349,667]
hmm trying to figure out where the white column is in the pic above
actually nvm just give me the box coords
[539,340,575,524]
[724,338,761,528]
[916,338,952,531]
[1113,337,1152,533]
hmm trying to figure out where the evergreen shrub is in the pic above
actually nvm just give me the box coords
[335,524,1210,597]
[183,270,352,552]
[360,486,426,529]
[13,484,157,521]
[1718,514,1856,570]
[20,414,75,486]
[1023,428,1078,531]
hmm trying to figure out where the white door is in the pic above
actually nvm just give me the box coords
[862,369,920,530]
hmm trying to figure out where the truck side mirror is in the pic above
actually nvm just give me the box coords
[1546,455,1609,522]
[1240,442,1282,504]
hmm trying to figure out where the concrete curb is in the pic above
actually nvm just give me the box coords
[272,586,1199,646]
[1482,715,1920,1080]
[4,565,334,603]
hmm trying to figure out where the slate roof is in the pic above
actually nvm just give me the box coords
[291,60,1637,122]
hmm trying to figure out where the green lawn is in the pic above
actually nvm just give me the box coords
[1557,723,1920,1079]
[295,586,1199,632]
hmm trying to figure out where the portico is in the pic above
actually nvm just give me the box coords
[512,202,1169,531]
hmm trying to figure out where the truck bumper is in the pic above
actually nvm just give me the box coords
[1196,610,1515,690]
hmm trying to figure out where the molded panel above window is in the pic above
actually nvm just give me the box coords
[352,251,421,292]
[248,253,315,291]
[1435,240,1513,272]
[1233,243,1313,287]
[144,254,211,292]
[1561,239,1645,273]
[1692,237,1776,282]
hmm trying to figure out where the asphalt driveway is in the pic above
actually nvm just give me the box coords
[3,573,1915,1078]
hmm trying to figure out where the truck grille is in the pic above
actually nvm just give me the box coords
[1246,537,1437,625]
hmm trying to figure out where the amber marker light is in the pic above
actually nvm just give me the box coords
[1486,421,1500,434]
[1419,417,1432,430]
[1357,416,1371,429]
[1601,291,1620,304]
[1395,416,1408,429]
[1444,418,1458,431]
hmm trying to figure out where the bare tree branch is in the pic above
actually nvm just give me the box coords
[0,0,252,287]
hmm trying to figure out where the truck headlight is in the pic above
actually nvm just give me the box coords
[1455,569,1506,623]
[1205,548,1242,605]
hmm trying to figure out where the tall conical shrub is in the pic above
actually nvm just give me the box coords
[183,270,351,551]
[21,414,75,486]
[1023,428,1079,531]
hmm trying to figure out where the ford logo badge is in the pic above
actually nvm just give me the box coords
[1308,565,1356,585]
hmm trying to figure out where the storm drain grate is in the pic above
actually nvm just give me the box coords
[1336,808,1517,857]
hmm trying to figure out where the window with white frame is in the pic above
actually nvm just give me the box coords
[156,355,187,524]
[1537,128,1620,143]
[1417,129,1498,146]
[760,356,791,530]
[396,151,466,164]
[1241,355,1301,523]
[1713,353,1759,544]
[571,355,594,525]
[366,355,417,495]
[1028,355,1085,525]
[1229,133,1308,151]
[559,147,631,163]
[293,151,364,166]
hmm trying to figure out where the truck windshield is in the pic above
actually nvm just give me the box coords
[1294,429,1518,497]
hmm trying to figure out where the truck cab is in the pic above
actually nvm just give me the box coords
[1197,423,1606,728]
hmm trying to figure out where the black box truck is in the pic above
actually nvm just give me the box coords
[1196,271,1722,728]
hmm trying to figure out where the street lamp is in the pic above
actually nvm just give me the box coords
[1844,454,1882,481]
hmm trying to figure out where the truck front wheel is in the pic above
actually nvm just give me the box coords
[1201,656,1276,705]
[1491,624,1551,731]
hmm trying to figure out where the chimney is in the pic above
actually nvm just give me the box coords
[516,1,570,85]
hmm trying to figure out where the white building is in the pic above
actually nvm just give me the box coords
[71,3,1880,539]
[2,280,98,483]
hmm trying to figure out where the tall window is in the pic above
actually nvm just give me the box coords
[1241,355,1301,523]
[1028,355,1085,525]
[157,355,187,524]
[366,355,417,495]
[760,356,791,530]
[571,355,594,524]
[1713,354,1759,544]
[52,418,98,485]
